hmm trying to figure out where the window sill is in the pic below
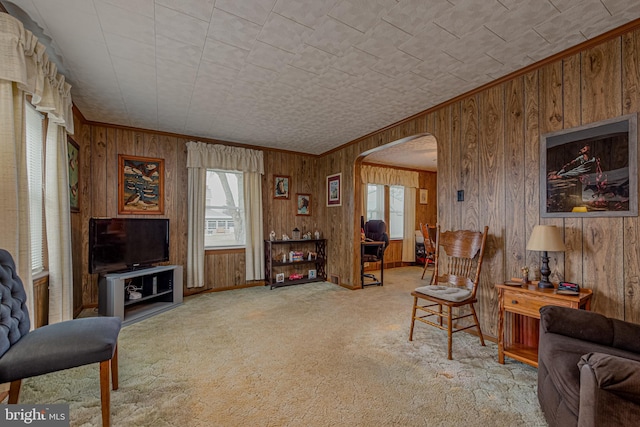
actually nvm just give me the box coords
[32,270,49,280]
[205,246,245,255]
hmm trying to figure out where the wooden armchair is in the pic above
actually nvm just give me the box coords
[419,223,437,279]
[409,225,489,360]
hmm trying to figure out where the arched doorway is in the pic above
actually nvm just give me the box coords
[352,134,438,288]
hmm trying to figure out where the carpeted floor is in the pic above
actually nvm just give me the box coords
[18,266,546,426]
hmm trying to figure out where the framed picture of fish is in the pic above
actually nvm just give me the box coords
[118,154,165,215]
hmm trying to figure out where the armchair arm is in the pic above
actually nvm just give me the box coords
[577,352,640,427]
[579,352,640,402]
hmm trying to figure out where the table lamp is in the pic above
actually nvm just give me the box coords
[526,225,566,288]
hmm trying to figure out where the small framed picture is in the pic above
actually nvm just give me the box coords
[419,189,428,205]
[274,175,290,199]
[326,172,342,207]
[296,193,311,216]
[308,269,317,279]
[276,273,285,283]
[67,136,80,212]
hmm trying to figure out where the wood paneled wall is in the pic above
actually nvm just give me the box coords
[71,121,322,306]
[417,171,438,228]
[71,24,640,342]
[321,26,640,337]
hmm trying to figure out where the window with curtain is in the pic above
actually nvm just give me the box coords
[204,169,245,248]
[25,103,45,274]
[367,184,384,221]
[389,185,404,239]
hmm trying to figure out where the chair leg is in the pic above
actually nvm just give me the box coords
[470,304,486,346]
[100,360,112,427]
[8,380,21,404]
[447,306,453,360]
[409,296,418,341]
[111,346,119,390]
[421,262,428,279]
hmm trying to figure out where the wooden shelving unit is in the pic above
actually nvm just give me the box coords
[264,239,327,289]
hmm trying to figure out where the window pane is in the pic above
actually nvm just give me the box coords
[25,103,45,273]
[366,184,384,221]
[205,170,245,247]
[389,185,404,239]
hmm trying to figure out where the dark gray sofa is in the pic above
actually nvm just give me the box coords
[538,305,640,427]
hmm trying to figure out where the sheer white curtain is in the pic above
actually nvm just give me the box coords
[0,79,33,323]
[45,122,73,322]
[187,168,206,288]
[244,171,264,280]
[0,13,75,324]
[402,188,416,262]
[186,141,264,287]
[361,165,418,261]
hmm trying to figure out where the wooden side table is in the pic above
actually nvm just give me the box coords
[496,282,592,367]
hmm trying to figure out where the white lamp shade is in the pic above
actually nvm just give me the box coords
[526,225,566,252]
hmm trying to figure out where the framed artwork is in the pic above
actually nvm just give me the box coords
[274,175,290,199]
[308,269,317,279]
[296,193,311,216]
[419,189,428,205]
[326,173,342,207]
[67,136,80,212]
[118,154,165,215]
[541,113,637,217]
[276,273,285,283]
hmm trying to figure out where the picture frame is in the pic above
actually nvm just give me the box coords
[308,269,317,279]
[274,175,290,199]
[276,273,285,283]
[296,193,311,216]
[419,189,428,205]
[118,154,165,215]
[326,173,342,207]
[67,136,80,212]
[541,113,637,217]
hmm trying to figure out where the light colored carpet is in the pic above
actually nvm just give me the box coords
[19,266,546,426]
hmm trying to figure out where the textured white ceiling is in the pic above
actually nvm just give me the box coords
[4,0,640,160]
[364,134,437,171]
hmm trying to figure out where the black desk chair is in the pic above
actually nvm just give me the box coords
[361,220,389,288]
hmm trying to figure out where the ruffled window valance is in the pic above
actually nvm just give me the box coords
[0,13,74,133]
[186,141,264,174]
[361,164,418,188]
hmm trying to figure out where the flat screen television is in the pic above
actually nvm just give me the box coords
[89,218,169,274]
